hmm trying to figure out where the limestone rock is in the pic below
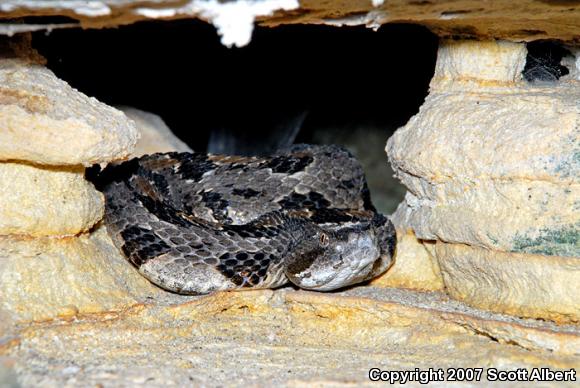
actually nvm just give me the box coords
[436,242,580,324]
[0,204,577,384]
[0,358,18,388]
[0,1,579,44]
[0,226,172,325]
[393,180,579,258]
[387,40,579,322]
[431,40,527,85]
[0,53,139,165]
[389,41,579,257]
[371,229,444,291]
[120,106,192,157]
[563,47,580,81]
[2,288,578,385]
[0,161,103,236]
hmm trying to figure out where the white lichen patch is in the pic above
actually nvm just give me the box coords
[0,23,79,37]
[136,0,299,47]
[322,10,386,31]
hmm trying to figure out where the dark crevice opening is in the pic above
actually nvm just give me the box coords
[523,40,571,83]
[6,16,81,25]
[31,20,438,213]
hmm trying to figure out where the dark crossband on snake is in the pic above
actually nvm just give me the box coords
[91,144,396,295]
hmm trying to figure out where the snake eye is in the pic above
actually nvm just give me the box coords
[319,233,330,247]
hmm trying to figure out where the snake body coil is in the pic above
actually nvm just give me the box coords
[96,144,396,294]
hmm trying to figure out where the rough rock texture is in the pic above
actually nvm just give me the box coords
[0,1,579,46]
[371,229,444,291]
[387,40,580,323]
[0,226,169,325]
[1,97,576,384]
[436,242,580,324]
[0,47,150,347]
[0,42,127,238]
[0,357,18,388]
[1,288,579,386]
[0,31,578,385]
[0,162,103,236]
[120,106,192,157]
[0,40,138,166]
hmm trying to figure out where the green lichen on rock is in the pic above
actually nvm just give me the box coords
[511,223,579,257]
[486,233,500,246]
[554,150,580,179]
[553,132,579,179]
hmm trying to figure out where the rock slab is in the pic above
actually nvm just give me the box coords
[387,40,580,323]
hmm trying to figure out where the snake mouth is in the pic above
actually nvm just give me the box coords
[287,232,382,291]
[292,256,380,291]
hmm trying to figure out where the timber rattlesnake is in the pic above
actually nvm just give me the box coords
[93,144,396,294]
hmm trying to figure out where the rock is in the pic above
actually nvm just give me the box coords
[0,43,138,166]
[0,226,175,325]
[431,40,527,85]
[387,40,580,322]
[563,47,580,81]
[393,180,579,257]
[2,288,578,385]
[371,229,444,291]
[436,242,580,324]
[0,161,103,236]
[0,30,577,386]
[0,358,18,388]
[389,41,579,255]
[0,1,579,44]
[120,106,192,157]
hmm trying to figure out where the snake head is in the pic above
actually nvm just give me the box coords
[285,215,396,291]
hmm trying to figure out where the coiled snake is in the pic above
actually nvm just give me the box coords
[95,144,396,294]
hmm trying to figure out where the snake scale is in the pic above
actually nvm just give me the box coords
[94,144,396,295]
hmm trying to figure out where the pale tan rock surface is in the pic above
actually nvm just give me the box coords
[1,214,576,385]
[1,288,578,386]
[0,226,169,325]
[0,161,103,236]
[387,40,580,322]
[0,1,579,45]
[0,53,139,166]
[0,357,18,388]
[371,229,444,291]
[436,243,580,324]
[0,28,576,387]
[389,41,579,256]
[120,106,192,157]
[431,40,528,85]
